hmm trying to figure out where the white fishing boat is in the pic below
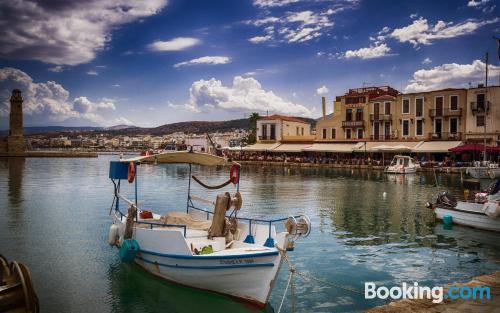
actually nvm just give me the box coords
[426,180,500,232]
[384,155,417,174]
[107,151,311,308]
[467,162,500,179]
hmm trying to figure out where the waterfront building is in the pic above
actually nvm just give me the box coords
[256,114,312,143]
[316,86,400,141]
[465,85,500,146]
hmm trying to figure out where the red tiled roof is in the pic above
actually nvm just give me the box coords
[259,114,308,124]
[370,95,397,101]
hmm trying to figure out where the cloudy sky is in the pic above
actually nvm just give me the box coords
[0,0,499,128]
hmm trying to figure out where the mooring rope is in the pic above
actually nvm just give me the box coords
[276,244,365,312]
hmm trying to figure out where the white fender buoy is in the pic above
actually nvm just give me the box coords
[382,192,387,197]
[108,224,119,246]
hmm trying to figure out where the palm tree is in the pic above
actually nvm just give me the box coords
[246,112,260,144]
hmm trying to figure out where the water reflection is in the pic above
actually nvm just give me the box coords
[8,157,25,206]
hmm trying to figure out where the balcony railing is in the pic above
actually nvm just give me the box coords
[429,108,462,117]
[470,101,489,115]
[369,113,392,121]
[428,132,462,140]
[370,134,396,141]
[342,120,364,128]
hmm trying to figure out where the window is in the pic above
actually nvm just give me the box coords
[450,95,458,111]
[322,128,327,139]
[415,98,423,117]
[416,119,423,136]
[477,115,485,127]
[450,118,458,134]
[262,124,267,139]
[357,128,364,139]
[402,98,410,114]
[402,119,410,136]
[384,102,391,115]
[346,109,353,121]
[346,129,352,139]
[270,124,276,140]
[345,96,365,104]
[296,126,299,135]
[331,128,336,139]
[477,94,485,111]
[435,96,444,116]
[301,127,304,136]
[355,108,363,120]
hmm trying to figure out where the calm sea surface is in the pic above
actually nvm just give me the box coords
[1,155,500,313]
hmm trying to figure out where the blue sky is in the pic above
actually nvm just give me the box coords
[0,0,499,128]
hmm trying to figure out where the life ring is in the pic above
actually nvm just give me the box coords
[128,162,135,183]
[229,164,240,184]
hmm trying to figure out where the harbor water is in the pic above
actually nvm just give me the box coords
[1,155,500,313]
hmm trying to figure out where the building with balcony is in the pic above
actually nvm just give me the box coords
[316,86,399,141]
[465,85,500,145]
[396,88,467,141]
[256,114,312,143]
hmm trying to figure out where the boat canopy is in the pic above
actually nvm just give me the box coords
[122,151,227,166]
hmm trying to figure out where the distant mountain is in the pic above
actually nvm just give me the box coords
[0,126,103,136]
[105,124,135,130]
[0,116,315,136]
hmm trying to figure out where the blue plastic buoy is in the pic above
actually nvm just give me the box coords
[443,214,453,230]
[120,239,139,263]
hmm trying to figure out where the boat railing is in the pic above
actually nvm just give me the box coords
[115,193,187,237]
[187,195,303,247]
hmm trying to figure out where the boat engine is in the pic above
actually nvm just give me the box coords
[436,191,457,209]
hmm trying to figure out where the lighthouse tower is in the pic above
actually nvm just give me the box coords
[8,89,25,153]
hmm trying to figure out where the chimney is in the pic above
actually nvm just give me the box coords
[322,96,326,118]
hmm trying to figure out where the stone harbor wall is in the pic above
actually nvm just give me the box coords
[0,137,7,153]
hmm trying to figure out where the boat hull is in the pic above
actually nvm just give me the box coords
[467,167,495,179]
[434,203,500,232]
[133,249,282,307]
[384,167,416,174]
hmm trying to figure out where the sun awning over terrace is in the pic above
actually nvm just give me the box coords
[353,141,422,152]
[271,143,312,152]
[302,143,363,153]
[241,143,281,152]
[412,141,462,153]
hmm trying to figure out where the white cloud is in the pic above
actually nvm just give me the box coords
[344,43,391,59]
[316,85,329,96]
[86,70,99,76]
[110,117,135,126]
[422,57,432,64]
[467,0,490,7]
[112,84,121,88]
[390,17,499,47]
[148,37,201,52]
[253,0,299,8]
[0,67,116,126]
[185,76,312,116]
[404,60,500,93]
[247,17,280,26]
[410,13,418,19]
[0,0,167,65]
[48,66,64,73]
[249,35,273,44]
[173,56,231,68]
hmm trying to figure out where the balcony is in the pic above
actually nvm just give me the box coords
[370,134,396,141]
[258,136,276,141]
[369,113,392,121]
[470,101,489,115]
[342,120,364,128]
[429,108,462,118]
[428,132,462,140]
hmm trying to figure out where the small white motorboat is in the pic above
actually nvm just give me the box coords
[384,155,417,174]
[107,151,311,308]
[426,180,500,232]
[467,162,500,179]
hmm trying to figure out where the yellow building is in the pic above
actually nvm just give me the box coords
[395,88,467,142]
[256,114,313,143]
[465,85,500,146]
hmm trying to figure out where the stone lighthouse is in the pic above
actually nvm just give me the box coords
[7,89,25,153]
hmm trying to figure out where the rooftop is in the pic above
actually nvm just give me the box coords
[259,114,309,124]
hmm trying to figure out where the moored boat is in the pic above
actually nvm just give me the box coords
[0,255,39,313]
[426,180,500,232]
[384,155,417,174]
[107,151,311,308]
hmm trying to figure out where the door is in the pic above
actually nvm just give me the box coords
[270,124,276,140]
[374,122,380,139]
[384,122,390,140]
[435,118,442,138]
[384,102,391,115]
[435,97,443,116]
[374,102,380,119]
